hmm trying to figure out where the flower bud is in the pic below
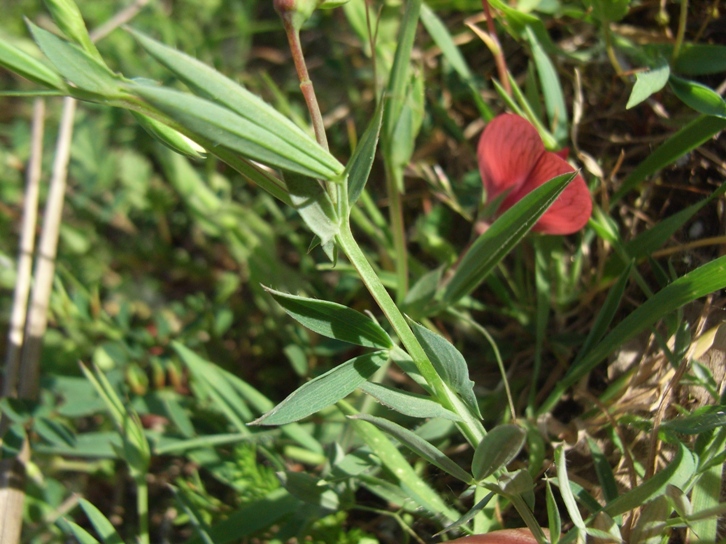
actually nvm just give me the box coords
[274,0,318,30]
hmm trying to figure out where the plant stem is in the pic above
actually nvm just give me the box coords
[672,0,688,62]
[386,166,409,303]
[136,475,150,544]
[482,0,511,96]
[280,17,329,151]
[336,220,485,446]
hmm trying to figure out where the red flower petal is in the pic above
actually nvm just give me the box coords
[517,150,592,235]
[478,114,544,201]
[447,528,543,544]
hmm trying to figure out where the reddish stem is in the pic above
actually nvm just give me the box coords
[280,16,329,151]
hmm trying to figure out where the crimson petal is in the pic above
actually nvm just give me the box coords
[477,114,544,201]
[521,150,592,235]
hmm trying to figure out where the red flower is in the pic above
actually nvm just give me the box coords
[477,114,591,235]
[446,528,544,543]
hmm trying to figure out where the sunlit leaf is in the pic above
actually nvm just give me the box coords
[351,413,473,484]
[251,351,386,426]
[264,287,392,349]
[472,425,526,480]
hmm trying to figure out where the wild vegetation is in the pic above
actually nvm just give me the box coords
[0,0,725,542]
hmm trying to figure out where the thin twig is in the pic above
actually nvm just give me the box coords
[89,0,151,42]
[3,99,45,400]
[18,97,77,399]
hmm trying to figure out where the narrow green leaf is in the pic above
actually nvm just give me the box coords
[195,488,299,544]
[130,83,339,180]
[661,407,726,434]
[408,320,481,418]
[173,343,322,454]
[586,438,619,504]
[359,382,462,421]
[79,499,124,544]
[27,21,121,96]
[437,491,495,536]
[0,37,66,89]
[574,261,633,365]
[689,457,724,542]
[442,172,576,306]
[604,443,695,517]
[283,173,340,257]
[346,99,384,206]
[34,431,121,458]
[630,496,670,544]
[342,405,461,521]
[382,0,422,143]
[670,75,726,118]
[672,43,726,75]
[351,413,473,484]
[34,417,76,447]
[626,58,670,109]
[264,287,392,349]
[132,112,206,159]
[546,480,562,544]
[170,486,215,544]
[278,471,339,510]
[623,181,726,259]
[526,26,568,144]
[555,447,587,531]
[614,115,726,203]
[80,364,150,475]
[420,4,470,79]
[402,266,443,319]
[540,255,726,414]
[127,29,343,179]
[44,0,102,61]
[59,520,101,544]
[472,425,527,480]
[251,351,386,426]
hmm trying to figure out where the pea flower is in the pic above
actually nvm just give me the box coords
[478,113,591,235]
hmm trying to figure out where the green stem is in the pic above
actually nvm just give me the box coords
[336,220,485,446]
[672,0,688,62]
[511,494,550,544]
[386,166,409,303]
[136,475,149,544]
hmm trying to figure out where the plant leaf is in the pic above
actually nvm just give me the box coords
[603,442,695,517]
[0,37,66,89]
[408,320,481,418]
[555,447,587,531]
[359,382,461,421]
[127,29,343,179]
[472,424,527,480]
[614,115,726,203]
[346,99,384,206]
[173,343,323,455]
[669,75,726,118]
[78,499,124,544]
[27,20,121,96]
[350,413,473,484]
[626,58,670,109]
[264,287,392,348]
[539,255,726,414]
[344,409,461,521]
[251,351,386,426]
[526,26,568,144]
[283,173,340,258]
[129,83,339,180]
[442,172,576,307]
